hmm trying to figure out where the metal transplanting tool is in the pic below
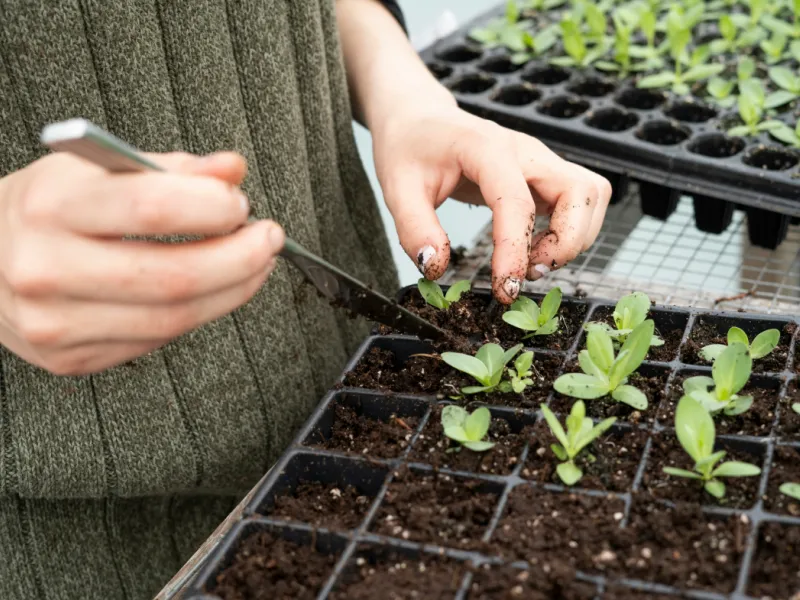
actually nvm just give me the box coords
[40,118,446,340]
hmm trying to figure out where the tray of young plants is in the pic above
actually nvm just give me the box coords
[419,0,800,249]
[185,280,800,600]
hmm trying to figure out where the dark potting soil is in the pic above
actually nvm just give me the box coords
[311,401,418,459]
[548,364,669,425]
[763,445,800,517]
[491,485,626,571]
[641,433,761,509]
[618,499,748,594]
[681,319,793,373]
[329,551,464,600]
[777,382,800,439]
[657,375,778,437]
[586,306,684,363]
[746,522,800,599]
[269,481,372,530]
[467,564,597,600]
[371,467,498,550]
[407,404,530,475]
[209,531,339,600]
[522,421,647,492]
[395,289,587,351]
[342,347,563,409]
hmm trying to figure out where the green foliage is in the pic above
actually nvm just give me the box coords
[769,120,800,148]
[584,292,663,347]
[469,3,538,54]
[441,405,495,452]
[502,287,562,338]
[728,80,783,137]
[509,26,560,64]
[551,17,612,68]
[760,32,789,64]
[523,0,567,10]
[765,66,800,109]
[710,15,766,54]
[441,343,523,395]
[417,279,470,310]
[554,320,654,410]
[540,401,616,485]
[793,403,800,414]
[664,395,761,499]
[699,326,780,362]
[781,482,800,500]
[683,343,754,416]
[507,350,535,394]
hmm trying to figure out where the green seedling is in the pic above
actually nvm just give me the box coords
[596,8,650,75]
[502,287,562,338]
[551,17,611,69]
[683,343,753,416]
[540,401,616,486]
[507,350,535,394]
[441,405,495,452]
[765,66,800,109]
[554,320,654,410]
[793,403,800,414]
[769,120,800,147]
[706,57,755,108]
[469,2,534,52]
[698,326,780,362]
[711,14,767,54]
[417,279,470,310]
[663,395,761,499]
[728,80,783,137]
[627,5,667,70]
[792,40,800,62]
[761,0,800,40]
[442,343,523,395]
[508,26,560,64]
[760,32,789,64]
[523,0,567,10]
[781,482,800,500]
[584,291,663,347]
[731,0,768,29]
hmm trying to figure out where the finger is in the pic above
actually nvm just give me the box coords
[147,151,248,186]
[383,169,452,280]
[39,340,166,376]
[457,133,535,304]
[581,169,611,250]
[9,220,284,303]
[13,264,274,348]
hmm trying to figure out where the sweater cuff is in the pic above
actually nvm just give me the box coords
[378,0,408,36]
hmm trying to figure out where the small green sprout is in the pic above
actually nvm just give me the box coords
[502,287,562,338]
[707,58,754,109]
[627,6,667,70]
[781,482,800,500]
[417,279,470,310]
[441,405,495,452]
[468,2,534,53]
[584,292,663,347]
[508,26,560,65]
[764,66,800,110]
[663,395,761,499]
[554,320,654,410]
[551,18,611,69]
[540,401,617,486]
[683,343,753,416]
[769,120,800,148]
[698,326,780,363]
[760,32,789,64]
[523,0,567,10]
[441,343,523,395]
[507,351,535,394]
[793,403,800,414]
[710,15,766,55]
[727,80,783,137]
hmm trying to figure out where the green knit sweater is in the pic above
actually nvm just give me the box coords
[0,1,398,598]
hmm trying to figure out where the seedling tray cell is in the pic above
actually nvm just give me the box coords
[185,285,800,599]
[418,4,800,250]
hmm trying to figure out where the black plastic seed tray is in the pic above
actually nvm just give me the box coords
[183,288,800,599]
[418,3,800,250]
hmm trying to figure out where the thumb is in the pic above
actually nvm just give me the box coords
[384,175,451,280]
[149,151,248,186]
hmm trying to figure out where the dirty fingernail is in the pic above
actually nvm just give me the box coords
[416,245,436,276]
[530,264,550,279]
[502,277,521,300]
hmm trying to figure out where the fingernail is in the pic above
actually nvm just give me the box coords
[236,190,249,214]
[531,264,550,279]
[416,245,436,276]
[195,153,219,168]
[503,277,520,300]
[268,224,285,250]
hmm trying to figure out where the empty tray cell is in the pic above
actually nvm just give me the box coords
[566,75,616,97]
[478,55,525,74]
[746,521,800,599]
[635,120,691,146]
[549,362,671,425]
[449,73,496,95]
[521,63,570,85]
[582,303,690,363]
[491,484,626,572]
[407,405,535,475]
[763,445,800,516]
[537,95,590,119]
[426,62,453,80]
[467,564,598,599]
[681,313,793,373]
[522,421,648,493]
[197,521,346,600]
[614,87,667,110]
[245,452,388,529]
[742,145,799,171]
[329,543,466,600]
[663,99,717,123]
[641,432,765,509]
[369,465,503,550]
[746,207,791,250]
[687,133,745,158]
[658,370,781,437]
[691,194,734,235]
[490,83,541,106]
[302,391,429,459]
[584,107,639,132]
[777,381,800,439]
[621,499,749,594]
[638,182,680,220]
[436,44,482,63]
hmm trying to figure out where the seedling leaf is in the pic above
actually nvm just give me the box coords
[541,404,569,448]
[712,461,762,477]
[611,385,648,410]
[418,278,446,309]
[750,329,780,359]
[464,441,496,452]
[675,395,715,464]
[551,443,569,461]
[503,310,539,332]
[444,280,471,304]
[465,407,492,441]
[557,462,583,486]
[554,373,611,399]
[540,287,563,322]
[727,327,749,346]
[587,327,615,372]
[705,479,726,498]
[780,482,800,500]
[609,320,654,388]
[442,353,490,385]
[441,405,468,431]
[663,467,703,479]
[699,344,727,362]
[444,425,470,443]
[712,343,751,399]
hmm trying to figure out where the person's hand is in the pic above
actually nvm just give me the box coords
[372,104,611,304]
[0,151,284,375]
